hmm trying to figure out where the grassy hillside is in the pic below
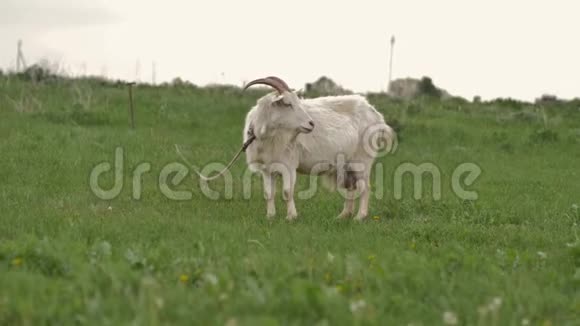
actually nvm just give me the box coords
[0,75,579,325]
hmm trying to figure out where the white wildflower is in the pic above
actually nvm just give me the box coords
[327,252,335,263]
[204,273,218,286]
[443,311,458,325]
[487,297,503,312]
[349,299,366,313]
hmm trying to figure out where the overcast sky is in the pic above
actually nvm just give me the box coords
[0,0,578,100]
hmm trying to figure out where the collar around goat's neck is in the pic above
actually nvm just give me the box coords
[243,127,257,152]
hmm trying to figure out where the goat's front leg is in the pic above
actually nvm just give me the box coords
[282,169,297,220]
[262,172,276,219]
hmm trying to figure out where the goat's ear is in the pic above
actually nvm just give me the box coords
[272,94,291,106]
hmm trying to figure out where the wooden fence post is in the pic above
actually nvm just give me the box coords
[127,82,136,129]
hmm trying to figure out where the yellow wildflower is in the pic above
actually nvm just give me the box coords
[11,257,22,267]
[179,274,189,284]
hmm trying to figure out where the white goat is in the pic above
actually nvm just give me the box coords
[240,76,395,221]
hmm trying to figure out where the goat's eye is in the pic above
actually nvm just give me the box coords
[274,100,291,109]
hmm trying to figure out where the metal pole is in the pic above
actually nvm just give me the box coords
[152,61,156,85]
[135,60,141,83]
[388,35,395,92]
[16,40,22,72]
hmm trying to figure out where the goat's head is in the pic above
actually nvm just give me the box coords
[244,76,314,138]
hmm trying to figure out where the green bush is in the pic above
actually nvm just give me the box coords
[18,64,56,83]
[487,98,529,110]
[417,77,441,98]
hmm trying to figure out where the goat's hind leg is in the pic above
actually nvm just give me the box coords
[337,190,355,219]
[354,175,370,222]
[336,169,358,219]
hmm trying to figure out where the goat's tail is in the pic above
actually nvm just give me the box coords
[362,122,397,157]
[320,123,397,192]
[382,123,397,154]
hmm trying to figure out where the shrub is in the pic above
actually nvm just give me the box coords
[171,77,196,88]
[535,94,560,106]
[488,98,529,110]
[417,77,442,98]
[18,64,55,83]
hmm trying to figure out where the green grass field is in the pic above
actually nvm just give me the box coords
[1,76,579,325]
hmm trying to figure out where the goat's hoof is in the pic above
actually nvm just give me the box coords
[354,214,368,222]
[336,212,352,220]
[266,213,276,220]
[286,213,298,221]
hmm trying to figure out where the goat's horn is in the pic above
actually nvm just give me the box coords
[266,76,291,92]
[243,77,287,94]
